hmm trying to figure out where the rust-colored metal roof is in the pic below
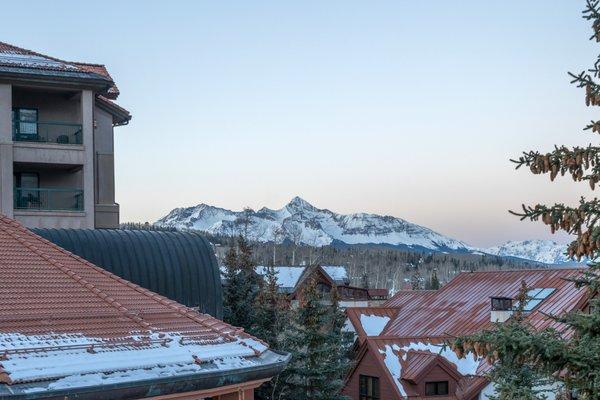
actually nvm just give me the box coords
[0,215,271,387]
[0,41,119,99]
[382,268,587,338]
[401,351,438,383]
[384,289,437,308]
[346,269,589,399]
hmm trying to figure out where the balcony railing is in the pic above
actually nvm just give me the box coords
[14,188,84,212]
[12,121,83,145]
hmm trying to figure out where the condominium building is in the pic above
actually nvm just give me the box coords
[0,42,130,229]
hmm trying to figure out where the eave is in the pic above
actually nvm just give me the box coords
[0,350,290,400]
[0,67,114,95]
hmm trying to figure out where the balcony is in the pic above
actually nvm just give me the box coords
[13,120,83,145]
[14,187,84,212]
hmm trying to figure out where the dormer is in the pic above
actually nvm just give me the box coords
[490,296,513,322]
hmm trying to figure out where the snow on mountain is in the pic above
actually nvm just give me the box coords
[484,240,571,265]
[156,196,471,252]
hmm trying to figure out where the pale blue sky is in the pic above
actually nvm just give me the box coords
[1,1,593,246]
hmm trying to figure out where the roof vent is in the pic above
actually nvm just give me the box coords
[490,297,513,323]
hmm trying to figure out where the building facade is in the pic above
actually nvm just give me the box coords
[0,42,130,229]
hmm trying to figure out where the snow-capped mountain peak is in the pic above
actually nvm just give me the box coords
[156,197,471,252]
[483,240,571,265]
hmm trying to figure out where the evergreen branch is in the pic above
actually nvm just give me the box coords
[510,145,600,188]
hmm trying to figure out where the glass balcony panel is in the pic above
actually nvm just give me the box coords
[12,121,83,145]
[14,188,84,211]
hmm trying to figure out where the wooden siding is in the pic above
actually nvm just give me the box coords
[344,347,400,400]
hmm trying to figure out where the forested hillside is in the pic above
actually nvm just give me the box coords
[210,235,545,293]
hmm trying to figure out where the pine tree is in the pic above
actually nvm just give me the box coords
[411,270,424,290]
[323,287,354,400]
[276,278,350,400]
[252,264,288,347]
[452,282,554,400]
[453,2,600,398]
[425,269,441,290]
[253,264,290,400]
[222,236,260,332]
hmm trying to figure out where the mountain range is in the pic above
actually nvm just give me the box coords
[483,240,571,265]
[155,197,571,265]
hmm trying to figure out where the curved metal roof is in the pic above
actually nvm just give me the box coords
[32,228,222,319]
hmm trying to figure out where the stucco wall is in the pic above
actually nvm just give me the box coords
[93,105,118,228]
[0,84,13,217]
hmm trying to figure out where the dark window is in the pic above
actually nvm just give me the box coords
[12,108,38,137]
[491,297,512,311]
[425,381,449,396]
[359,375,380,400]
[15,172,39,189]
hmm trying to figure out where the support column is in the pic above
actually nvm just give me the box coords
[81,90,95,228]
[0,84,13,218]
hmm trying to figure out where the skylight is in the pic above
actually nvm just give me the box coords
[522,288,555,311]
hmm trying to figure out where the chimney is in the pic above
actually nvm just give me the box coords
[490,297,513,323]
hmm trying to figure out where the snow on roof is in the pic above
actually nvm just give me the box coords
[0,332,266,385]
[377,340,483,397]
[322,266,348,282]
[0,52,79,70]
[359,314,390,336]
[381,344,407,397]
[255,266,306,288]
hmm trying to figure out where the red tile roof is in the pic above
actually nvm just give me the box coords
[0,215,274,390]
[0,41,119,99]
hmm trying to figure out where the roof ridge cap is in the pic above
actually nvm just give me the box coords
[0,220,151,332]
[70,61,106,67]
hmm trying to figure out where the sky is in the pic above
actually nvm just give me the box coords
[1,1,594,247]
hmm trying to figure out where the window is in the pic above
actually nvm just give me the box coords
[12,108,38,138]
[359,375,379,400]
[491,297,512,311]
[425,381,449,396]
[15,172,39,189]
[522,288,555,311]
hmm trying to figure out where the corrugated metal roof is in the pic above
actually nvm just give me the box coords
[384,290,437,308]
[32,228,222,319]
[382,269,587,337]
